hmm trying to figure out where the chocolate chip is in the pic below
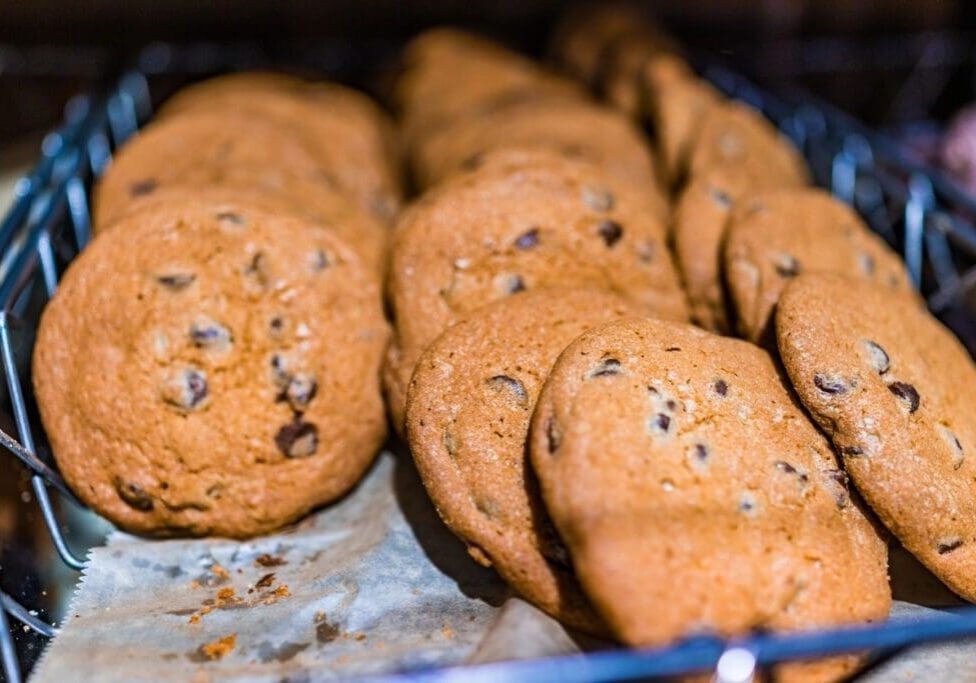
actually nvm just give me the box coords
[938,539,964,554]
[275,419,319,458]
[665,346,681,352]
[840,445,866,458]
[709,188,732,208]
[244,251,270,285]
[160,368,208,411]
[216,211,244,225]
[285,374,318,410]
[270,354,291,389]
[775,460,809,483]
[888,381,920,413]
[859,252,876,275]
[940,426,965,470]
[514,228,540,250]
[814,373,849,395]
[713,379,728,396]
[114,477,154,511]
[310,250,331,271]
[862,340,890,374]
[546,416,561,454]
[502,274,526,294]
[590,358,621,377]
[155,273,195,290]
[822,469,850,509]
[690,443,709,466]
[651,413,671,433]
[269,316,285,337]
[773,253,801,277]
[581,185,614,212]
[189,317,232,350]
[597,220,623,247]
[129,179,157,197]
[486,375,528,405]
[738,493,758,515]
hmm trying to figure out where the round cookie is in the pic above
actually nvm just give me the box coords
[723,188,917,343]
[94,111,331,227]
[687,100,810,189]
[406,288,638,633]
[411,98,665,209]
[94,183,389,277]
[385,147,688,433]
[777,273,976,601]
[645,70,721,190]
[395,28,585,150]
[157,74,402,223]
[33,198,389,538]
[528,317,891,678]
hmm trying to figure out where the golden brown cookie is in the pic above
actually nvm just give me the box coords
[412,97,665,207]
[395,28,585,150]
[406,288,638,633]
[688,100,810,189]
[94,183,389,277]
[93,111,333,227]
[723,188,916,343]
[777,273,976,601]
[33,198,389,538]
[528,317,890,677]
[157,73,402,222]
[385,147,687,433]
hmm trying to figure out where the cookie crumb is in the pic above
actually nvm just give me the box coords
[200,633,236,660]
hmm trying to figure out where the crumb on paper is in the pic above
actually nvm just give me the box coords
[188,614,200,625]
[255,573,276,589]
[216,587,235,601]
[190,580,201,589]
[274,585,290,598]
[211,564,230,580]
[441,626,455,639]
[200,633,236,660]
[255,553,286,567]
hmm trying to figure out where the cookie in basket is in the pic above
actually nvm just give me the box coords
[687,99,810,190]
[93,110,331,227]
[777,272,976,602]
[406,288,638,634]
[411,97,666,211]
[528,317,891,680]
[33,198,389,538]
[157,73,402,222]
[723,187,917,343]
[394,28,585,150]
[384,147,687,433]
[95,183,389,278]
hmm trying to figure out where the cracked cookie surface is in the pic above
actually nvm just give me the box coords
[34,198,389,538]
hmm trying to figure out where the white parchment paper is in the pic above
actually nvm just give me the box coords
[28,450,976,682]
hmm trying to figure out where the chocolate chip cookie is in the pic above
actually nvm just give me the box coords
[411,98,665,208]
[723,188,916,343]
[687,99,810,189]
[33,198,389,538]
[777,272,976,601]
[158,73,402,223]
[406,287,637,633]
[93,111,331,227]
[384,147,688,432]
[528,317,890,673]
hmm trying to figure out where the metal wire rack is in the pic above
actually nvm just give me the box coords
[4,48,976,683]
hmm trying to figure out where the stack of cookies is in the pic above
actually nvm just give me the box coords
[32,73,399,538]
[28,15,976,682]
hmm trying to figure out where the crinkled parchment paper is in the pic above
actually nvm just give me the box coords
[29,450,976,681]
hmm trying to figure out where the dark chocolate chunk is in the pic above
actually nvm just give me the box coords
[938,539,964,555]
[822,469,850,509]
[814,373,849,395]
[514,228,540,250]
[275,419,319,458]
[713,379,729,396]
[269,316,285,337]
[694,443,709,463]
[590,358,622,377]
[129,179,157,197]
[311,250,331,271]
[775,460,809,483]
[652,413,671,433]
[597,220,624,247]
[160,368,208,410]
[189,317,232,350]
[155,273,196,290]
[773,253,801,277]
[504,274,526,294]
[486,375,528,405]
[862,340,890,374]
[114,477,154,511]
[888,381,920,413]
[581,185,614,212]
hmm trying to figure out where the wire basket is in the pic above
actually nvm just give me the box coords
[3,49,976,683]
